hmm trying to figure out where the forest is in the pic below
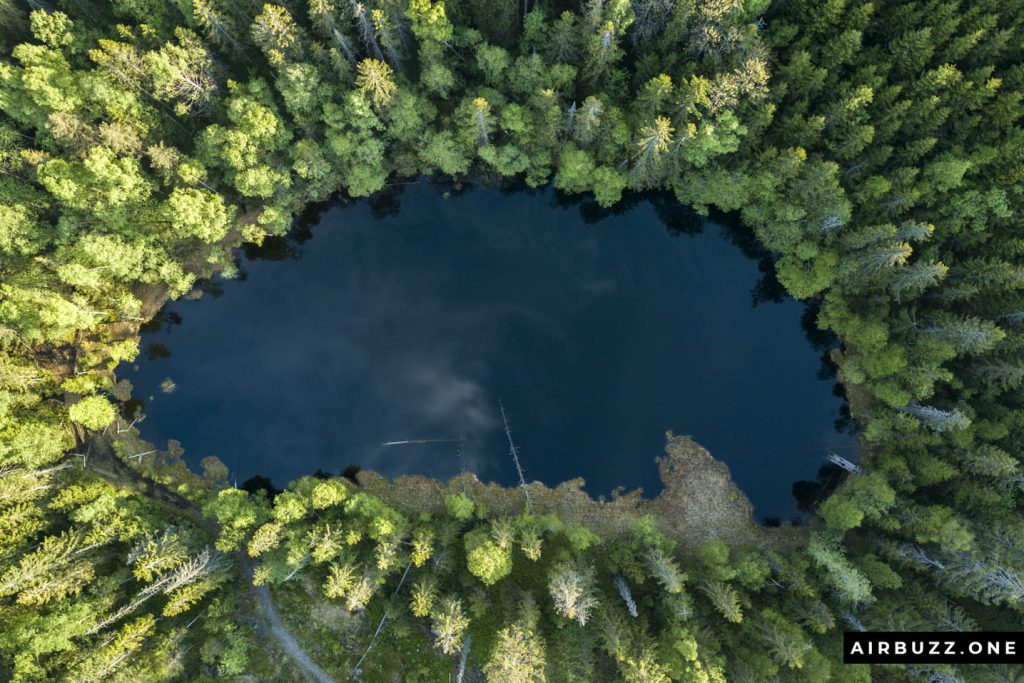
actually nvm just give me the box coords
[0,0,1022,680]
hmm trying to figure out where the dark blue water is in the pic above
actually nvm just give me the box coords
[121,185,856,520]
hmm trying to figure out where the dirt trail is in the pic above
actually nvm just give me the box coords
[84,435,334,682]
[253,583,336,683]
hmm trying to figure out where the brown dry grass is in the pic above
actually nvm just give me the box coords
[358,433,806,555]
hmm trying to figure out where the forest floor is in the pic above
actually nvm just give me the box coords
[252,583,336,683]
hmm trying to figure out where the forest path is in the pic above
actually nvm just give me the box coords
[253,583,336,683]
[83,433,336,683]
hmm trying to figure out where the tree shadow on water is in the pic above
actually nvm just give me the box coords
[367,184,406,219]
[139,310,182,335]
[792,463,846,516]
[712,210,789,307]
[144,342,171,362]
[549,188,706,235]
[240,193,332,263]
[241,475,281,499]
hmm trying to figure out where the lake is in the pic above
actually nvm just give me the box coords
[120,184,857,521]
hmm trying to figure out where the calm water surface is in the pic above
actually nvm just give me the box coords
[122,185,856,520]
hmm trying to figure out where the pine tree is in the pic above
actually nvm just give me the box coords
[975,362,1024,391]
[483,621,547,682]
[699,580,743,623]
[356,58,397,108]
[251,4,303,64]
[756,610,812,670]
[410,576,437,617]
[68,615,155,681]
[323,561,358,600]
[645,548,685,594]
[633,116,673,178]
[619,646,670,683]
[431,596,469,655]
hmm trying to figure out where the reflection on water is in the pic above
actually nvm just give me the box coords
[120,184,857,521]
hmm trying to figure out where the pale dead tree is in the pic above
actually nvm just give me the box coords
[633,117,673,176]
[90,46,192,134]
[902,403,971,433]
[573,97,604,145]
[992,527,1024,558]
[127,449,158,462]
[565,101,577,137]
[891,262,948,302]
[14,561,94,606]
[116,416,142,434]
[351,1,384,61]
[382,438,460,446]
[968,566,1024,607]
[645,548,684,594]
[93,41,148,89]
[923,314,998,343]
[857,241,913,274]
[997,311,1024,324]
[0,463,72,482]
[0,466,24,480]
[842,611,866,632]
[549,562,599,625]
[975,362,1024,390]
[87,548,224,635]
[826,451,861,474]
[613,575,638,617]
[491,517,517,550]
[284,553,311,582]
[333,28,358,63]
[472,100,492,146]
[144,546,222,593]
[454,633,472,683]
[819,213,845,234]
[431,548,452,574]
[346,574,375,613]
[896,543,945,570]
[499,401,533,513]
